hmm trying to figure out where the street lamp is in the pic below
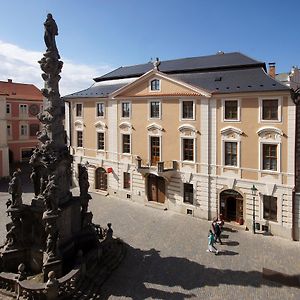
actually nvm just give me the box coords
[251,184,258,234]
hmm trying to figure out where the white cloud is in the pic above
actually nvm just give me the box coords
[0,40,112,96]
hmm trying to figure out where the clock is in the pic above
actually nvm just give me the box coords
[29,104,39,116]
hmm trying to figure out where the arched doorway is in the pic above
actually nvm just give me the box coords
[95,167,107,191]
[220,189,243,222]
[147,174,165,203]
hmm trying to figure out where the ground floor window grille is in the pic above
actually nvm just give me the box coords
[263,195,277,221]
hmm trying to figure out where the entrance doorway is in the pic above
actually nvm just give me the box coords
[220,189,243,222]
[95,167,107,191]
[147,174,165,203]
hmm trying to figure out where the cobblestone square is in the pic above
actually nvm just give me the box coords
[0,186,299,299]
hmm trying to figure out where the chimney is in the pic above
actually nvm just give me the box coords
[7,79,12,83]
[268,63,276,79]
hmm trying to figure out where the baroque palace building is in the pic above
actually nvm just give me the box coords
[64,52,299,241]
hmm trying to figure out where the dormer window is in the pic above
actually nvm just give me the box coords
[150,79,160,91]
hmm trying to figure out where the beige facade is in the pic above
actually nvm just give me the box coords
[66,67,298,241]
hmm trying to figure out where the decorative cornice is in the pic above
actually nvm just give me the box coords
[220,126,243,135]
[256,126,283,136]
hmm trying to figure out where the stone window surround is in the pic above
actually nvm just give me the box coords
[221,98,241,122]
[179,99,196,121]
[148,99,162,120]
[258,96,282,123]
[149,78,161,92]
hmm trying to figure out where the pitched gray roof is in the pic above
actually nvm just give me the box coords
[64,52,289,99]
[94,52,265,82]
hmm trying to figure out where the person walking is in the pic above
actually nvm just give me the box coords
[207,229,218,255]
[214,222,223,244]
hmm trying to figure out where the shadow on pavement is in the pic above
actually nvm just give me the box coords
[222,240,239,246]
[217,250,239,256]
[99,243,286,300]
[222,227,238,233]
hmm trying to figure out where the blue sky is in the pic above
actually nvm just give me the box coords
[0,0,299,95]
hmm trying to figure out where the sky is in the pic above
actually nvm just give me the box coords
[0,0,299,96]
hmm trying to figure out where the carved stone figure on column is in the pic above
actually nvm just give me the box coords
[44,13,60,58]
[79,164,92,213]
[45,222,59,259]
[8,170,22,208]
[5,216,22,250]
[43,175,58,215]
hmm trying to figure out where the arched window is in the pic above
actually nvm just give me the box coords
[150,79,160,91]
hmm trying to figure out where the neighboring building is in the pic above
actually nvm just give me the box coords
[64,52,299,241]
[0,91,9,177]
[275,64,300,90]
[0,79,43,170]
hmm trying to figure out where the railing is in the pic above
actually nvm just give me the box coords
[136,158,177,172]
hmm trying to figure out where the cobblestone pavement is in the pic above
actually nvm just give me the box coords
[0,186,299,300]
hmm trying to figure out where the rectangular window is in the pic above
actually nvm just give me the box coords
[150,101,160,118]
[77,131,83,147]
[6,103,11,114]
[96,103,105,117]
[183,183,193,204]
[97,132,104,150]
[20,124,28,136]
[7,124,11,137]
[20,104,28,116]
[182,101,194,119]
[121,102,130,118]
[262,99,278,120]
[76,103,83,117]
[29,124,40,136]
[263,195,277,221]
[263,144,277,171]
[183,138,194,161]
[225,142,237,166]
[224,100,238,120]
[123,172,131,189]
[122,134,131,153]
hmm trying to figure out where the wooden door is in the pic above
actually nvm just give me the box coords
[157,177,165,203]
[95,168,107,191]
[147,174,165,203]
[150,137,160,166]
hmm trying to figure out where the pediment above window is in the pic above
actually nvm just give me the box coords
[74,120,83,130]
[147,123,163,131]
[220,126,243,135]
[178,124,197,137]
[95,120,107,131]
[257,126,283,140]
[119,121,133,130]
[220,126,243,140]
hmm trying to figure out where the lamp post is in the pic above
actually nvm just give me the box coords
[251,184,258,234]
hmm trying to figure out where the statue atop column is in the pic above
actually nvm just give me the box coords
[44,13,60,59]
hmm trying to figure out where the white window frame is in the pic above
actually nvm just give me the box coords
[19,123,28,139]
[149,78,161,92]
[257,127,282,173]
[148,99,161,120]
[259,141,280,173]
[259,97,282,123]
[19,104,28,117]
[6,103,11,115]
[180,99,195,121]
[180,137,196,163]
[121,133,131,155]
[148,135,162,164]
[75,103,83,118]
[120,101,131,119]
[222,98,241,122]
[96,102,105,118]
[222,140,240,168]
[96,131,105,151]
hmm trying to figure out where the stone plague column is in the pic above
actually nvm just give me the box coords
[32,13,73,278]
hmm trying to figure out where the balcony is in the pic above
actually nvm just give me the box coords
[136,158,177,180]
